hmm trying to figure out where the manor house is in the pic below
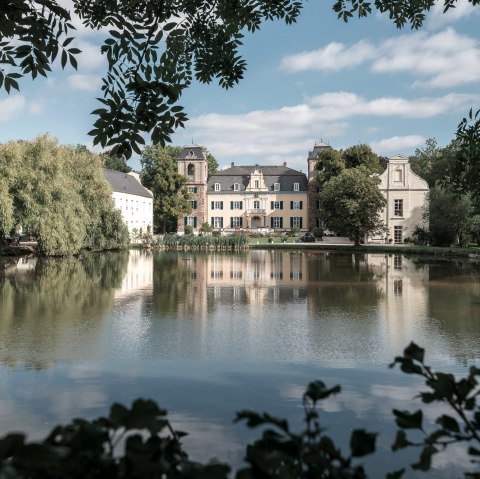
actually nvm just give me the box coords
[177,144,429,244]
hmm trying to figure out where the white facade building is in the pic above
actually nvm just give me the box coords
[104,170,154,236]
[373,155,429,244]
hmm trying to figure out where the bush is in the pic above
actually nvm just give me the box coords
[184,225,193,235]
[313,227,323,238]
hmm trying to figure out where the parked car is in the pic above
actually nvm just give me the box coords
[257,227,270,235]
[301,232,316,243]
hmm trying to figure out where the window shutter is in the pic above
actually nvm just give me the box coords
[220,218,224,228]
[211,217,214,226]
[194,217,197,228]
[290,201,293,209]
[290,217,293,228]
[220,202,223,210]
[239,201,243,209]
[239,217,243,227]
[211,201,214,210]
[271,217,274,228]
[299,201,303,210]
[280,217,283,228]
[280,201,283,210]
[300,218,303,228]
[230,201,233,209]
[230,217,233,228]
[271,201,274,210]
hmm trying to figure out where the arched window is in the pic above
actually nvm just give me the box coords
[187,163,195,178]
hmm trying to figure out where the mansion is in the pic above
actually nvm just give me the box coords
[177,144,429,244]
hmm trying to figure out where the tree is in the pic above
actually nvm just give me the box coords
[315,148,345,185]
[101,151,132,173]
[425,186,473,247]
[140,145,191,233]
[205,149,219,177]
[1,1,477,158]
[0,135,129,255]
[319,166,387,246]
[342,144,381,174]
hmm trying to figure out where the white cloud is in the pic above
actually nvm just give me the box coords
[29,100,46,116]
[280,41,375,72]
[187,91,475,168]
[75,40,106,71]
[67,74,102,91]
[370,135,426,154]
[428,0,480,29]
[281,28,480,89]
[0,96,26,122]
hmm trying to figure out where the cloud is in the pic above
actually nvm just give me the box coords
[67,74,102,91]
[187,91,475,168]
[280,41,375,72]
[370,135,426,154]
[0,96,26,122]
[428,0,480,29]
[75,40,106,71]
[29,100,46,116]
[281,28,480,89]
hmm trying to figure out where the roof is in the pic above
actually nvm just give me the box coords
[103,169,153,198]
[308,143,331,160]
[207,165,308,192]
[177,145,206,160]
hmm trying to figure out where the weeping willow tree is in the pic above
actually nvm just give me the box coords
[0,135,129,256]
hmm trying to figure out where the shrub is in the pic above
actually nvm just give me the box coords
[313,227,323,238]
[184,225,193,235]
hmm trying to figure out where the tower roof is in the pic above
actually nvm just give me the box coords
[177,145,206,160]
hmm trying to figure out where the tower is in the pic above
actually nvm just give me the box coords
[177,145,208,233]
[307,142,332,231]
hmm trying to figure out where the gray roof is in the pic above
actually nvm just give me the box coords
[177,145,206,160]
[103,169,153,198]
[207,165,308,192]
[308,143,331,160]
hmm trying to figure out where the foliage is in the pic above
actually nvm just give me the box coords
[471,215,480,246]
[342,144,381,174]
[140,145,191,234]
[184,225,194,236]
[389,342,480,478]
[205,150,219,177]
[0,135,128,256]
[102,150,132,173]
[312,227,323,238]
[319,166,387,246]
[1,343,480,477]
[425,187,472,247]
[200,222,213,233]
[315,148,345,185]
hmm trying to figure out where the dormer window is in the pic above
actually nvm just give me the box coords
[293,182,299,191]
[234,183,240,191]
[214,183,221,192]
[274,183,280,192]
[254,180,259,189]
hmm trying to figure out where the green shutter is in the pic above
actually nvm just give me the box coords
[211,201,214,210]
[271,217,274,228]
[280,217,283,228]
[280,201,283,210]
[211,217,214,226]
[299,201,303,210]
[290,217,293,228]
[220,202,223,210]
[220,218,224,228]
[290,201,293,209]
[300,218,303,228]
[271,201,274,210]
[239,217,243,227]
[230,217,233,228]
[230,201,233,209]
[194,217,197,228]
[240,201,243,209]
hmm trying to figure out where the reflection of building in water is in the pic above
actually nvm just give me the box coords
[367,253,429,350]
[2,256,37,277]
[114,250,153,299]
[175,251,307,315]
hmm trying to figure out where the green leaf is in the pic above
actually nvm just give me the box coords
[412,445,438,471]
[436,414,460,433]
[386,469,405,479]
[403,342,425,363]
[350,429,377,457]
[304,380,341,401]
[391,430,411,451]
[393,409,423,430]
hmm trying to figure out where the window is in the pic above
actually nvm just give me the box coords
[211,217,223,228]
[234,183,241,191]
[190,200,197,210]
[394,226,403,244]
[184,217,197,228]
[187,164,195,178]
[211,201,223,210]
[394,254,402,269]
[394,279,403,295]
[270,271,283,279]
[254,180,259,189]
[230,270,243,279]
[315,218,322,228]
[214,183,221,191]
[274,183,280,192]
[290,217,303,228]
[293,182,299,191]
[230,217,243,228]
[395,169,403,182]
[271,217,283,229]
[316,199,321,209]
[188,186,198,194]
[211,270,223,279]
[290,201,303,210]
[394,199,403,217]
[271,201,283,210]
[230,201,243,209]
[253,200,260,209]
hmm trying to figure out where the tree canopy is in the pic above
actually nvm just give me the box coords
[1,0,478,159]
[319,166,387,246]
[140,145,191,234]
[0,135,129,255]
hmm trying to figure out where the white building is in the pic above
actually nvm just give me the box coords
[373,155,429,244]
[104,170,154,236]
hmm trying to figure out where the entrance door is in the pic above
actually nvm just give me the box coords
[251,216,261,229]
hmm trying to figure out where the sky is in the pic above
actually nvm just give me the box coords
[1,1,479,173]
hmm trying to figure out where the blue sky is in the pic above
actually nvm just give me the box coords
[1,0,479,173]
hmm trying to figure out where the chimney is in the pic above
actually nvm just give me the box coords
[283,161,287,166]
[231,162,234,167]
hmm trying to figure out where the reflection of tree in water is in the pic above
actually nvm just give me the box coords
[306,253,384,312]
[424,260,480,363]
[0,252,129,370]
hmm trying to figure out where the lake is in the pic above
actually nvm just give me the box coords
[1,249,479,477]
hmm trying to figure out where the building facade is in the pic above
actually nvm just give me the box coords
[177,144,428,240]
[104,169,154,237]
